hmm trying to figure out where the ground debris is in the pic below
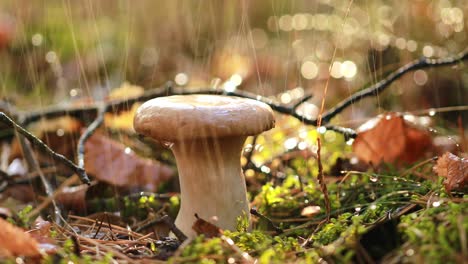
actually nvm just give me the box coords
[433,152,468,191]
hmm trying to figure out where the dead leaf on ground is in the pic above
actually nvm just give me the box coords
[0,217,40,258]
[106,82,144,101]
[55,184,89,214]
[28,218,58,254]
[84,133,174,191]
[192,214,223,238]
[352,113,433,165]
[433,152,468,191]
[9,116,82,162]
[104,103,141,131]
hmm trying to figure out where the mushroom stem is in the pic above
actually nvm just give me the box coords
[172,136,250,238]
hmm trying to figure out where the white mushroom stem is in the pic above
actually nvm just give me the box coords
[172,136,250,238]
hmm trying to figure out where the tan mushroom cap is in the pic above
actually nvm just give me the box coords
[134,95,275,141]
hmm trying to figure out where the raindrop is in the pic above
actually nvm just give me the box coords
[31,33,43,46]
[395,38,406,50]
[340,60,357,79]
[301,61,319,80]
[243,144,253,153]
[423,45,434,57]
[45,51,57,64]
[56,129,65,137]
[161,141,174,149]
[413,70,428,86]
[405,248,415,256]
[124,147,132,154]
[346,138,355,145]
[175,73,189,86]
[261,166,271,174]
[330,61,343,79]
[317,126,327,134]
[230,74,243,86]
[70,89,79,97]
[370,175,378,182]
[298,141,308,150]
[284,138,298,150]
[223,81,237,92]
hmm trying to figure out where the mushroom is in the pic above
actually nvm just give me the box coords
[134,94,275,238]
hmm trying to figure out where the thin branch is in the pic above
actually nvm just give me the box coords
[250,208,283,235]
[8,49,467,144]
[0,112,90,184]
[320,48,468,124]
[18,87,356,138]
[291,94,314,111]
[161,215,188,242]
[77,104,107,168]
[17,133,62,224]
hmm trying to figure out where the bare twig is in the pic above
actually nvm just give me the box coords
[250,208,283,235]
[161,215,188,242]
[77,104,107,168]
[17,133,62,224]
[0,112,90,184]
[291,94,314,111]
[320,48,468,124]
[17,86,356,138]
[26,174,79,219]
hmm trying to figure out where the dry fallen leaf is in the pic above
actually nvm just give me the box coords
[55,184,89,214]
[104,103,141,131]
[433,152,468,191]
[28,218,58,254]
[106,82,144,101]
[353,113,432,165]
[192,214,223,238]
[84,133,174,191]
[0,217,40,258]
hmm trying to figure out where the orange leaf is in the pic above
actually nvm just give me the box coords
[84,133,174,191]
[192,214,223,238]
[352,113,432,165]
[0,218,40,258]
[433,152,468,191]
[106,82,144,101]
[28,219,58,254]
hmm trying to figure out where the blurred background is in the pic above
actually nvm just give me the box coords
[0,0,466,126]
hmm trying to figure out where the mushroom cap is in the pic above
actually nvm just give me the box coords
[134,95,275,141]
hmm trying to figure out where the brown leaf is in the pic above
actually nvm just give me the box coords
[55,184,89,214]
[433,152,468,191]
[0,218,40,258]
[352,113,432,165]
[28,218,58,254]
[192,214,223,238]
[84,133,174,191]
